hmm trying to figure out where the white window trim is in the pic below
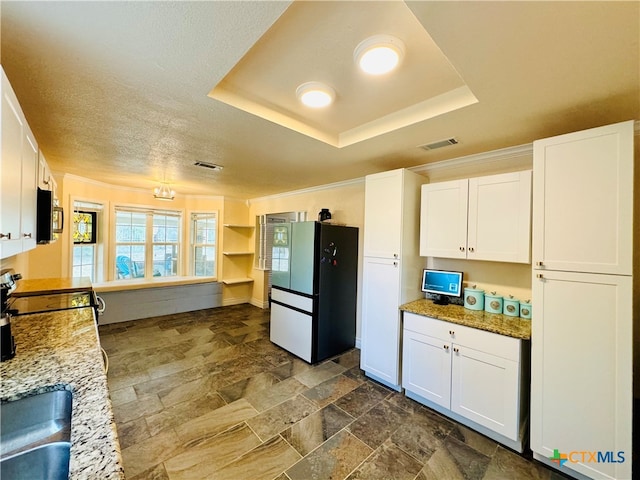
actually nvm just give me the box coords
[189,210,218,278]
[112,204,184,280]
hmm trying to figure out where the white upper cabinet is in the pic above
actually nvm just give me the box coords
[363,169,404,258]
[419,179,468,259]
[420,171,532,263]
[21,125,38,251]
[1,68,38,259]
[532,121,634,275]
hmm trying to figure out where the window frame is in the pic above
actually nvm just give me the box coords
[113,205,183,280]
[190,211,218,278]
[70,200,106,283]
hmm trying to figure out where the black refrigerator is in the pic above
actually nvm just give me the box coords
[270,221,358,363]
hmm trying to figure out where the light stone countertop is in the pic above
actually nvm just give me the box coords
[400,299,531,340]
[0,307,125,479]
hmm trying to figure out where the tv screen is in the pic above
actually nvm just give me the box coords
[421,269,462,305]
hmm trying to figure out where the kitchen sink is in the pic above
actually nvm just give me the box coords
[0,390,73,479]
[0,442,71,480]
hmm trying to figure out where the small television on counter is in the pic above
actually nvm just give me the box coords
[421,269,463,305]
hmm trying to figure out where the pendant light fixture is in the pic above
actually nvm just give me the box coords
[153,182,175,201]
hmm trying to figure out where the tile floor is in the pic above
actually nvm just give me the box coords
[99,304,569,480]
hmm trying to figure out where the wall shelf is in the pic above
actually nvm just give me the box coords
[223,224,254,229]
[223,251,254,256]
[222,278,254,285]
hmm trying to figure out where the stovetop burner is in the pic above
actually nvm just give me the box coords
[8,291,96,316]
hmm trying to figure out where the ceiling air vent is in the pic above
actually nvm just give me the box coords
[419,138,459,151]
[194,161,223,171]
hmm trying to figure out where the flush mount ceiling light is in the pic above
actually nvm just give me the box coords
[354,34,405,75]
[153,183,175,201]
[296,82,335,108]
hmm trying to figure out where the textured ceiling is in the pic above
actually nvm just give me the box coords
[1,1,638,199]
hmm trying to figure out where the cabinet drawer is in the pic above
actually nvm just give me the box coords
[272,288,313,313]
[404,312,450,339]
[403,312,521,361]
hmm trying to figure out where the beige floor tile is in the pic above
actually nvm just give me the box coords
[109,385,137,406]
[113,393,164,425]
[246,395,318,441]
[207,435,301,480]
[175,398,259,445]
[165,423,262,480]
[294,360,347,388]
[146,393,227,436]
[286,430,373,480]
[244,376,308,412]
[121,429,183,478]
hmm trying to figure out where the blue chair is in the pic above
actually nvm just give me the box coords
[116,255,142,279]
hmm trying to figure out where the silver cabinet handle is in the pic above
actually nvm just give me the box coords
[449,330,455,335]
[393,261,398,267]
[468,247,475,253]
[535,261,544,267]
[0,232,11,239]
[23,233,32,238]
[536,273,544,279]
[444,345,449,350]
[393,253,398,259]
[453,347,459,353]
[459,246,465,252]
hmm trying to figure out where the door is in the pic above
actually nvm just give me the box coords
[360,256,402,388]
[419,180,468,258]
[532,120,633,275]
[531,270,632,480]
[402,328,451,409]
[451,344,519,440]
[467,171,531,263]
[363,169,402,258]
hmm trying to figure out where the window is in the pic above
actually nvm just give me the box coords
[115,207,181,279]
[191,213,217,277]
[71,202,103,282]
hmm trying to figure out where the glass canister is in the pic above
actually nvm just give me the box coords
[464,286,484,310]
[503,295,519,317]
[484,292,503,314]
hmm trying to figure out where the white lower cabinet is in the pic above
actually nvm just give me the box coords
[360,256,402,389]
[402,312,529,451]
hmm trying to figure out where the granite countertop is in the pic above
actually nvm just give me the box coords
[400,299,531,340]
[11,277,93,297]
[0,308,125,479]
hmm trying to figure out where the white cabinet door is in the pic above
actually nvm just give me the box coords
[363,170,403,258]
[451,344,519,440]
[467,171,531,263]
[21,125,37,252]
[402,327,451,409]
[420,179,467,258]
[360,256,401,388]
[532,121,633,275]
[1,71,25,259]
[420,172,531,263]
[531,270,632,480]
